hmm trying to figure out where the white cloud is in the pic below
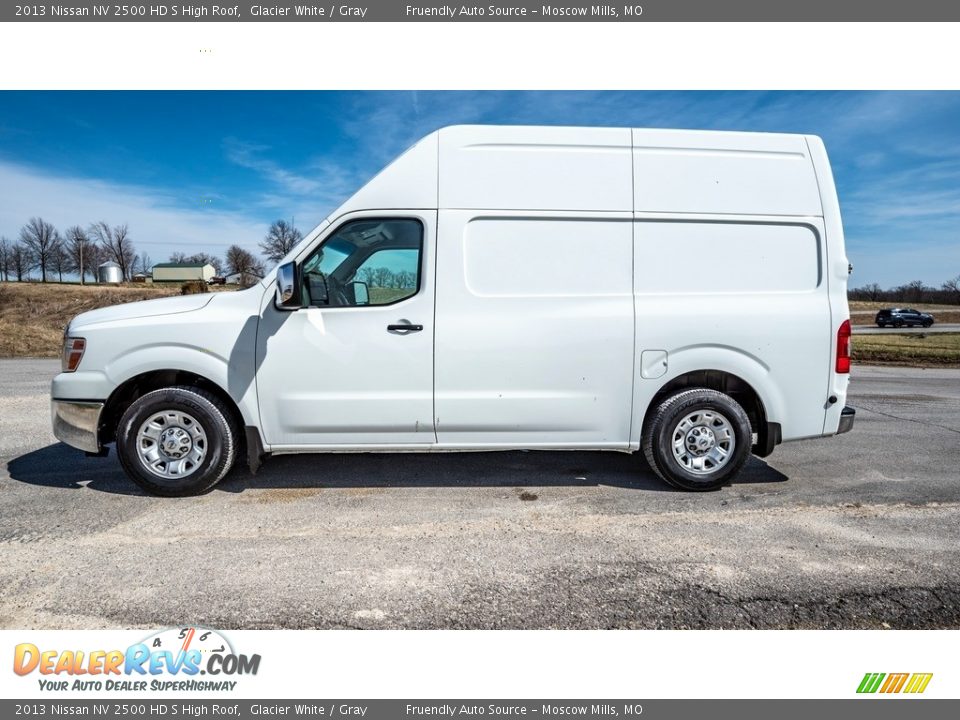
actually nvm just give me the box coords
[223,137,366,211]
[223,138,326,196]
[0,159,271,260]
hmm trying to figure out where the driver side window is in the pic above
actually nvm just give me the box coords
[300,218,423,307]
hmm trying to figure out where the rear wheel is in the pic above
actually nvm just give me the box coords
[642,388,752,491]
[116,386,239,496]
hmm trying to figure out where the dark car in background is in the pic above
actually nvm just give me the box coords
[875,308,935,328]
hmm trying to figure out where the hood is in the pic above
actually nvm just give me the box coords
[69,293,216,330]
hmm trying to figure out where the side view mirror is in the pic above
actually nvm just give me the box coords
[275,261,302,310]
[348,281,370,306]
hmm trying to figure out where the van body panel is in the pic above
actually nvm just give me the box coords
[631,216,830,441]
[55,287,265,430]
[632,129,823,217]
[632,342,787,446]
[434,209,635,446]
[806,136,852,435]
[439,125,633,212]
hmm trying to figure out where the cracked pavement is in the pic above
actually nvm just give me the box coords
[1,360,959,629]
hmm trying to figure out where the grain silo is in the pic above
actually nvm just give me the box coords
[98,261,123,284]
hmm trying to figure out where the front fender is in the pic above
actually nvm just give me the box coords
[102,343,259,427]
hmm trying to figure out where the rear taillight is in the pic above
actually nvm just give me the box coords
[836,320,851,374]
[62,337,86,373]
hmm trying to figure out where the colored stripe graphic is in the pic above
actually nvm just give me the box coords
[857,672,933,694]
[857,673,885,693]
[880,673,909,693]
[903,673,933,694]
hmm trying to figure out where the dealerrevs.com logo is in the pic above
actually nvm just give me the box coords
[857,672,933,694]
[13,627,261,692]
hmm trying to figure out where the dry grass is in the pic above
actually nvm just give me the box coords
[0,282,180,358]
[853,333,960,367]
[848,301,960,324]
[849,300,959,311]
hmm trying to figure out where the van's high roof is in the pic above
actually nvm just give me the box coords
[332,124,832,220]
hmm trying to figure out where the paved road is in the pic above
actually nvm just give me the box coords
[853,323,960,334]
[1,359,959,629]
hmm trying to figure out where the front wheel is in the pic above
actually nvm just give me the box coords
[642,388,752,491]
[116,386,239,496]
[923,320,933,328]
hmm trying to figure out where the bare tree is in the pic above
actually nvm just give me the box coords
[63,225,96,284]
[396,270,417,289]
[51,238,70,282]
[138,252,153,275]
[187,252,224,275]
[864,282,882,301]
[260,219,303,264]
[19,217,60,282]
[0,237,10,282]
[10,242,29,281]
[167,251,222,275]
[89,221,136,280]
[942,275,960,305]
[900,280,927,304]
[358,266,377,286]
[225,245,265,287]
[372,266,393,288]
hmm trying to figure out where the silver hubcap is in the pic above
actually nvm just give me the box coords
[671,409,735,475]
[136,410,207,479]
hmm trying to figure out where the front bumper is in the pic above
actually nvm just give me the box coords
[837,405,856,435]
[51,400,104,453]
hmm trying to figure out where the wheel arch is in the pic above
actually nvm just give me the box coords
[99,369,249,448]
[640,365,783,458]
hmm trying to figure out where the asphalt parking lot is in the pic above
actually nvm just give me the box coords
[1,359,958,629]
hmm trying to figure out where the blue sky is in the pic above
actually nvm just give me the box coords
[0,90,958,287]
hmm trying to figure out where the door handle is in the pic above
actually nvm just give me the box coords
[387,323,423,333]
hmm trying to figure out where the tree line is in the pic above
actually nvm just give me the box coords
[0,218,142,283]
[0,217,305,285]
[849,276,960,305]
[357,266,417,289]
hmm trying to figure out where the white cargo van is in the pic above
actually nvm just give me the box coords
[51,125,854,495]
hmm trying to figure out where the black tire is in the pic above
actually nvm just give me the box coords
[116,386,239,496]
[877,322,885,328]
[642,388,752,491]
[923,320,933,328]
[894,320,904,328]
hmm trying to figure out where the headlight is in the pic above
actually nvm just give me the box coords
[62,336,86,373]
